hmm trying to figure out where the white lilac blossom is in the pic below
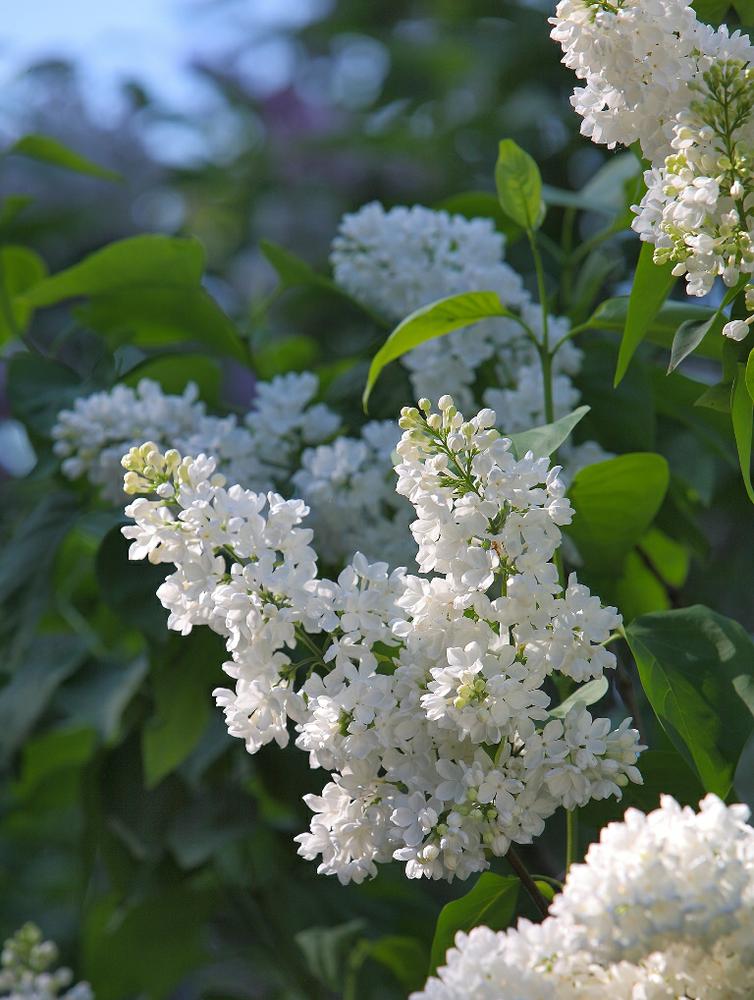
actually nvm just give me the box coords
[122,396,643,885]
[552,0,754,311]
[413,794,754,1000]
[331,203,585,419]
[0,923,92,1000]
[52,373,340,502]
[292,420,414,568]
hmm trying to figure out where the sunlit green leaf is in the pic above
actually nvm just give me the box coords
[567,453,670,571]
[495,139,543,230]
[0,245,48,343]
[364,291,519,408]
[508,405,590,458]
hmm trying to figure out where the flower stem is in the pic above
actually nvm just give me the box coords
[506,846,551,918]
[566,808,578,873]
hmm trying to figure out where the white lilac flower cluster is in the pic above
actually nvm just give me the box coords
[413,793,754,1000]
[121,396,643,885]
[52,372,340,504]
[331,202,590,423]
[0,924,92,1000]
[551,0,754,330]
[52,373,408,567]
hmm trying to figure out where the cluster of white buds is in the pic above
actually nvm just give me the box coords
[414,794,754,999]
[0,923,92,1000]
[552,0,754,326]
[122,396,643,885]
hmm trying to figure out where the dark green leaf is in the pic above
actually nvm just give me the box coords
[6,352,82,435]
[295,920,366,991]
[627,605,754,797]
[17,236,245,360]
[695,380,732,413]
[429,873,519,974]
[508,405,590,458]
[141,631,224,788]
[567,454,669,572]
[83,888,212,1000]
[614,243,675,385]
[363,935,429,992]
[732,363,754,503]
[495,139,543,230]
[693,0,732,21]
[121,353,221,406]
[0,635,88,760]
[733,0,754,22]
[10,133,121,181]
[364,291,519,408]
[18,726,96,795]
[55,656,148,745]
[0,245,48,343]
[96,526,168,642]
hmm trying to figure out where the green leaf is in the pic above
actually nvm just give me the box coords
[589,297,720,357]
[0,245,48,343]
[733,0,754,23]
[732,363,754,503]
[668,278,747,373]
[668,315,723,373]
[96,526,169,642]
[10,133,121,181]
[121,353,221,407]
[693,0,732,21]
[22,236,204,304]
[508,405,590,458]
[363,936,429,993]
[695,380,732,413]
[141,631,223,788]
[295,920,366,991]
[549,676,609,719]
[614,242,675,386]
[0,635,88,759]
[567,454,670,572]
[6,352,83,435]
[429,873,519,974]
[83,888,212,1000]
[0,194,33,230]
[363,290,519,408]
[19,235,245,361]
[638,528,690,589]
[55,656,148,746]
[746,346,754,405]
[435,191,523,243]
[260,238,385,324]
[18,726,96,795]
[495,139,543,231]
[627,605,754,797]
